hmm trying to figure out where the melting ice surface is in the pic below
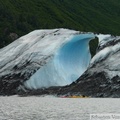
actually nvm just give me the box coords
[24,34,95,89]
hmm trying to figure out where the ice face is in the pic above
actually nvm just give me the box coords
[24,34,95,89]
[0,28,96,90]
[0,29,78,77]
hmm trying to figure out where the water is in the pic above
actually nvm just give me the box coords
[0,96,120,120]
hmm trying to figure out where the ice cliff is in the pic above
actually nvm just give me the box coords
[0,29,95,94]
[24,32,95,89]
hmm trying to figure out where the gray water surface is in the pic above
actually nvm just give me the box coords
[0,96,120,120]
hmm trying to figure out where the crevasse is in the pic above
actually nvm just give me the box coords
[24,34,95,89]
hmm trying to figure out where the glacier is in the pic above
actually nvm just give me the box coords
[1,28,120,97]
[0,28,96,93]
[24,33,95,89]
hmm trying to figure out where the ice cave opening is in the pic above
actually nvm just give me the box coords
[24,34,95,89]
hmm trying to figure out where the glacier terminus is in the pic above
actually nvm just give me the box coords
[0,28,120,97]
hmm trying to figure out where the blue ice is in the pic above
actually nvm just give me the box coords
[24,34,95,89]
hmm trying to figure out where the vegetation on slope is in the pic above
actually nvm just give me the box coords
[0,0,120,48]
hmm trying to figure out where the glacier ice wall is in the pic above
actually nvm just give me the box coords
[24,34,95,89]
[0,28,96,91]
